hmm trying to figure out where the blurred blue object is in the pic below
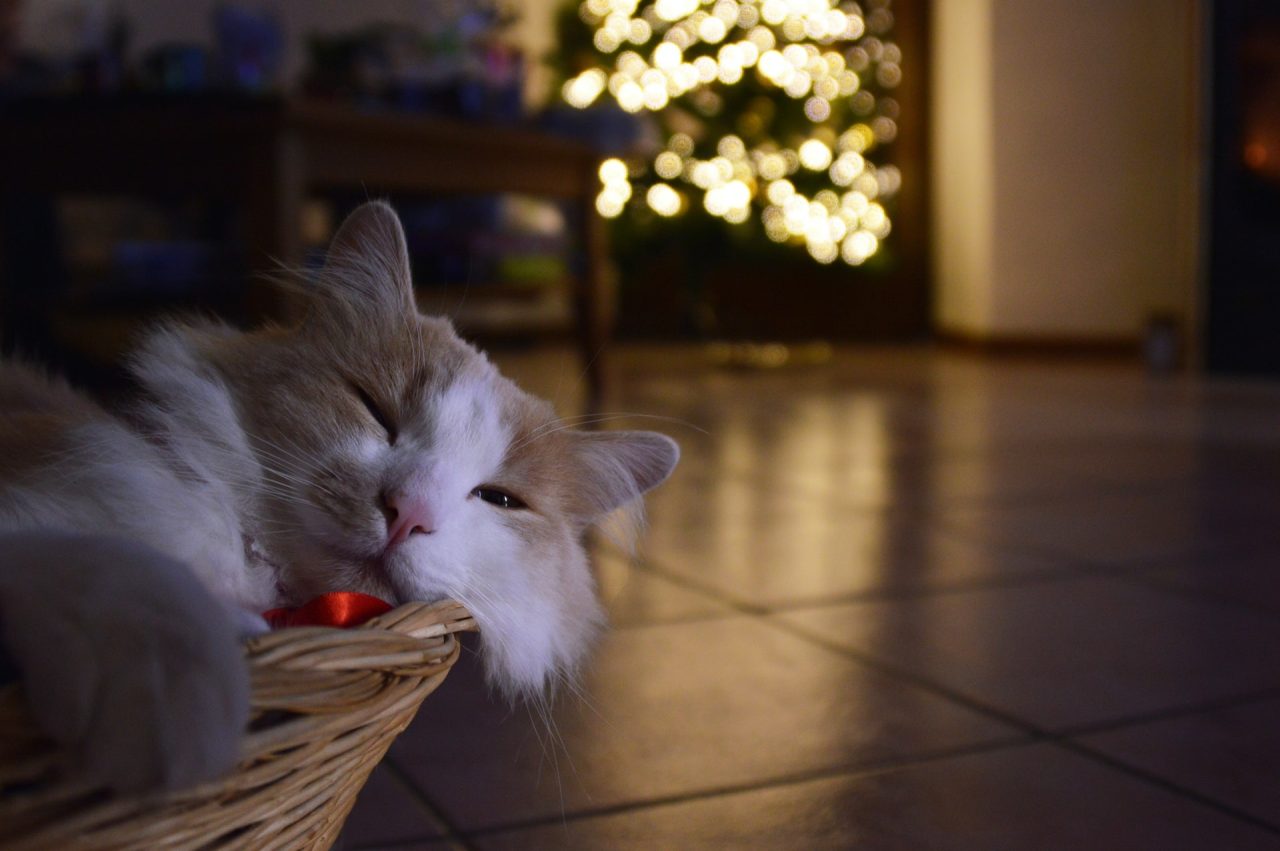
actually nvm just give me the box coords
[104,240,232,305]
[214,4,284,91]
[142,44,208,92]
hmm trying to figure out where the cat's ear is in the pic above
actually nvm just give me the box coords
[309,201,415,323]
[565,430,680,522]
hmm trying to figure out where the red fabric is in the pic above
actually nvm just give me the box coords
[263,592,393,629]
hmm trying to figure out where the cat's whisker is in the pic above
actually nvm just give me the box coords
[548,346,571,415]
[245,487,311,507]
[243,438,340,487]
[179,455,311,501]
[241,445,310,476]
[172,432,309,483]
[553,412,708,435]
[1,201,680,786]
[554,669,611,730]
[509,412,707,455]
[257,465,329,496]
[240,433,324,471]
[242,451,343,501]
[523,700,556,792]
[531,683,587,822]
[246,435,323,470]
[521,691,567,809]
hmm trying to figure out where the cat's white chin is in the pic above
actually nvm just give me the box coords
[377,548,456,607]
[383,576,450,607]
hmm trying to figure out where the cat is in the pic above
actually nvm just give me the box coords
[0,201,679,792]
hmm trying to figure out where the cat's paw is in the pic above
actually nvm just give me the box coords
[0,533,250,793]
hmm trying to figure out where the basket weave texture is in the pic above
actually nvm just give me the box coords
[0,600,475,850]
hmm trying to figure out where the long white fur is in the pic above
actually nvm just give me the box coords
[0,201,679,704]
[0,410,274,612]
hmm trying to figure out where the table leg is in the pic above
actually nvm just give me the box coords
[575,194,610,412]
[0,192,8,350]
[242,135,304,325]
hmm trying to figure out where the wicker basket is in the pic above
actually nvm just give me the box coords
[0,600,475,850]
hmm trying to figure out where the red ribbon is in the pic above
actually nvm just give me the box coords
[263,592,394,629]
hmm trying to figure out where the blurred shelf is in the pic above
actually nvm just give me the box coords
[0,96,610,404]
[415,280,573,337]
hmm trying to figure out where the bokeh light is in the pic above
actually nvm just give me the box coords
[564,0,902,265]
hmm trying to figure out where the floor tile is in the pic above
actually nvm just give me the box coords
[339,762,449,847]
[1136,551,1280,616]
[642,493,1075,608]
[340,344,1280,848]
[937,488,1280,566]
[774,577,1280,730]
[593,550,731,626]
[867,449,1177,507]
[655,444,1128,513]
[345,841,459,851]
[391,617,1018,832]
[626,384,1188,510]
[470,744,1280,851]
[1079,697,1280,827]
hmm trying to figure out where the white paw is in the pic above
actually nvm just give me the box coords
[231,607,271,638]
[0,533,250,793]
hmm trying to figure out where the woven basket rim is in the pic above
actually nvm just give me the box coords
[0,598,476,851]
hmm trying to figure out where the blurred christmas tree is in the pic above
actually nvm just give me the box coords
[553,0,901,267]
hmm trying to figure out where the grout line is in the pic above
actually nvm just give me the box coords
[616,544,1280,837]
[608,609,742,631]
[1051,739,1280,835]
[1112,570,1280,622]
[597,543,769,616]
[351,839,471,851]
[1075,542,1280,579]
[755,566,1106,611]
[920,505,1265,575]
[766,605,1280,749]
[457,735,1036,840]
[766,607,1280,836]
[377,757,481,851]
[618,549,1110,739]
[705,451,1220,520]
[1053,687,1280,739]
[760,615,1052,737]
[601,545,1056,737]
[619,542,1104,620]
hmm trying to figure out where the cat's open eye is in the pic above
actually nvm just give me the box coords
[471,486,528,510]
[349,382,396,441]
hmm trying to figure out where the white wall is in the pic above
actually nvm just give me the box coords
[932,0,1199,340]
[24,0,1199,341]
[931,0,995,335]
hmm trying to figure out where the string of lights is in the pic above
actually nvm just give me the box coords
[560,0,900,266]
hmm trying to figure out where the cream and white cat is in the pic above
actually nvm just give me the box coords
[0,202,678,792]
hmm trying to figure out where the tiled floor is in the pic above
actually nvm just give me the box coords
[340,345,1280,850]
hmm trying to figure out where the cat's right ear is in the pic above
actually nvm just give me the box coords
[305,201,416,328]
[563,430,681,524]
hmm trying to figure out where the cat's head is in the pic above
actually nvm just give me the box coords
[212,202,678,697]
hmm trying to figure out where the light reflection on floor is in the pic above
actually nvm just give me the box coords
[343,344,1280,850]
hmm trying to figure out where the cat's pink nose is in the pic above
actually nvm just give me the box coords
[384,491,436,549]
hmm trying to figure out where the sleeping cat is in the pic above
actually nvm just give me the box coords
[0,201,679,792]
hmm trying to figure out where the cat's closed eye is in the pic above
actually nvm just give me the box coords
[471,486,527,510]
[349,381,396,441]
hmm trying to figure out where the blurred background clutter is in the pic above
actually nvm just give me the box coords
[3,0,1255,380]
[5,1,1280,848]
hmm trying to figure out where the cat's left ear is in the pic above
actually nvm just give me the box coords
[565,430,680,522]
[309,201,416,323]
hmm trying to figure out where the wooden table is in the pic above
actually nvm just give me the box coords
[0,96,609,401]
